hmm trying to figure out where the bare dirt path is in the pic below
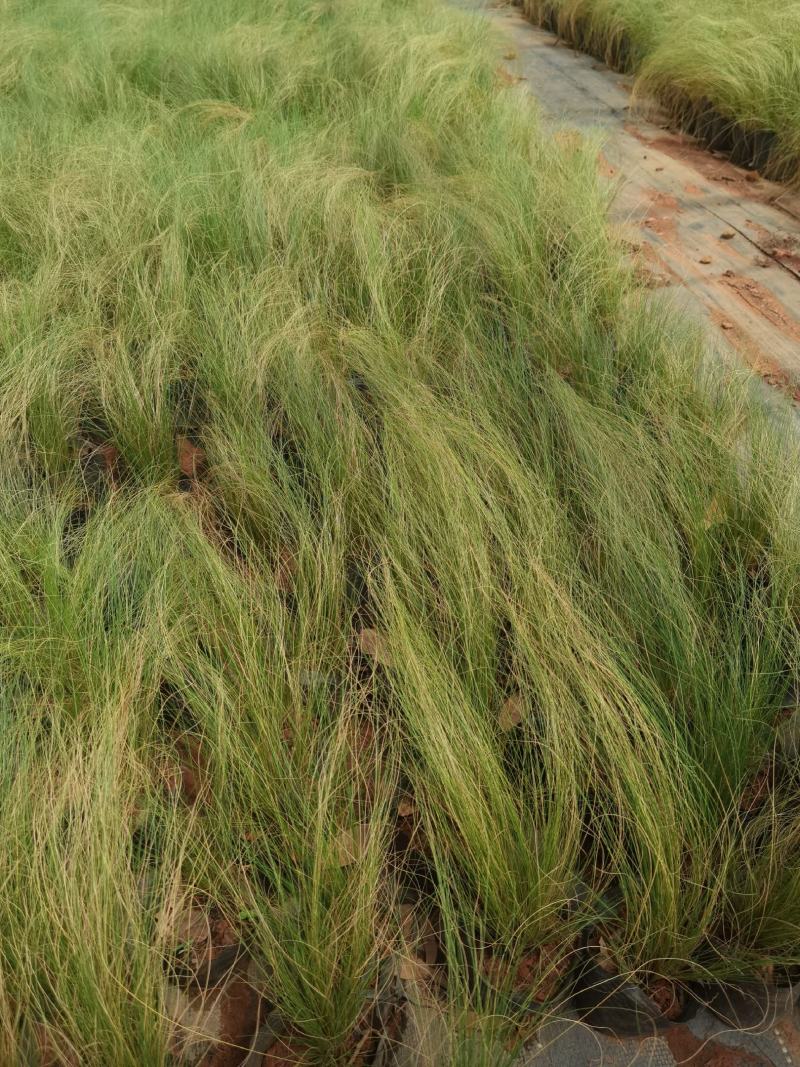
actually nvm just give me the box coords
[480,2,800,400]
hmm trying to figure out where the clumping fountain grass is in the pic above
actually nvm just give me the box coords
[0,0,800,1063]
[520,0,800,180]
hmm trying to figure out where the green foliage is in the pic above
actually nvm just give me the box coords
[0,0,799,1062]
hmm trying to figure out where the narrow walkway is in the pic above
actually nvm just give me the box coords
[479,2,800,397]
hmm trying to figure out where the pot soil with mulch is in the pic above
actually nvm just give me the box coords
[478,938,577,1018]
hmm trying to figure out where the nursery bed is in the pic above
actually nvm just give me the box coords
[2,0,800,1063]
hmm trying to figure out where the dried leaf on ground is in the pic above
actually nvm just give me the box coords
[274,546,297,592]
[496,66,517,87]
[703,496,724,529]
[499,692,524,731]
[740,759,772,814]
[397,956,435,982]
[80,440,119,465]
[595,935,619,975]
[356,628,394,668]
[177,436,206,478]
[163,736,207,804]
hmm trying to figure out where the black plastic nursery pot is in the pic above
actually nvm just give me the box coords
[570,938,697,1036]
[674,96,795,180]
[703,977,798,1029]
